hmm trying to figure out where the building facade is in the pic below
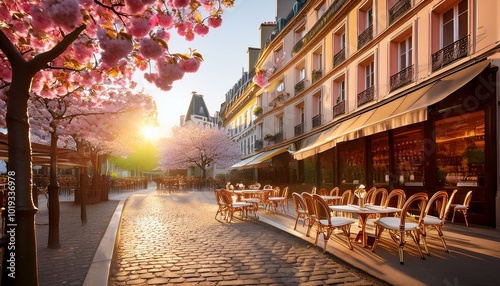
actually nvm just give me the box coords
[221,0,500,228]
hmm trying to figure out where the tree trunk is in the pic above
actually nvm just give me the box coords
[2,63,39,285]
[47,130,61,248]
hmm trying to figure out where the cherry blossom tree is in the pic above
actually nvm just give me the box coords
[158,123,240,179]
[29,87,156,248]
[0,1,233,284]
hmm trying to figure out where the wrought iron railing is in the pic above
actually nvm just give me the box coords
[389,0,411,24]
[294,123,304,136]
[333,48,346,67]
[255,140,263,150]
[390,65,414,91]
[333,100,346,118]
[292,0,347,54]
[312,114,322,128]
[274,131,283,143]
[431,36,469,71]
[357,86,374,107]
[294,79,305,95]
[358,25,373,49]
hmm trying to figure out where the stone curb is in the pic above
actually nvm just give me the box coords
[83,199,125,286]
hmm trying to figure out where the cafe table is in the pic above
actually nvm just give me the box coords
[320,195,342,205]
[329,204,401,248]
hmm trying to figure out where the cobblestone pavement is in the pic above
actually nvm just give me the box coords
[36,199,119,286]
[109,191,389,285]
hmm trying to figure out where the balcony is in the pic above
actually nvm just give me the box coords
[274,131,284,143]
[333,100,345,118]
[389,0,411,25]
[294,79,305,95]
[294,123,304,136]
[357,86,374,107]
[432,36,469,72]
[390,65,414,91]
[312,114,322,128]
[333,48,346,67]
[255,139,263,150]
[357,25,373,50]
[311,70,322,84]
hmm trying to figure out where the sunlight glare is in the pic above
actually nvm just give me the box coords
[141,125,159,141]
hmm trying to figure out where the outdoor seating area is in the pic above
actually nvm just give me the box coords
[223,186,479,266]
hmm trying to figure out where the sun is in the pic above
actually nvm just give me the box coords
[141,125,159,141]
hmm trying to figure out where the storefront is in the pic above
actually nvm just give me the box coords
[295,60,497,227]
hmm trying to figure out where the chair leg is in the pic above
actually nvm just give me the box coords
[452,209,456,222]
[463,211,469,227]
[294,217,299,230]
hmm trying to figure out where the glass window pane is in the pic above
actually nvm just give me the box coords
[435,110,485,187]
[393,127,425,186]
[371,135,390,185]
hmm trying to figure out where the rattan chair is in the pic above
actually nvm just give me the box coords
[214,189,228,221]
[371,192,429,264]
[301,192,316,237]
[292,192,309,230]
[312,194,356,253]
[220,189,251,223]
[421,190,457,255]
[451,190,473,226]
[268,186,289,213]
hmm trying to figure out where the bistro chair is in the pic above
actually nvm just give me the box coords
[214,189,228,221]
[330,187,340,196]
[312,194,356,253]
[337,190,352,217]
[220,189,252,223]
[451,190,473,226]
[268,186,289,213]
[384,189,407,216]
[364,187,377,204]
[371,192,428,264]
[292,192,309,230]
[317,188,329,196]
[301,192,317,237]
[421,190,454,255]
[369,188,388,206]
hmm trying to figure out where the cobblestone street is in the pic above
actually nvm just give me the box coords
[109,191,387,285]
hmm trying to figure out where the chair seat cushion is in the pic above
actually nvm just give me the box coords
[454,204,467,210]
[268,197,286,201]
[232,202,251,207]
[376,217,418,230]
[423,215,442,225]
[319,217,356,227]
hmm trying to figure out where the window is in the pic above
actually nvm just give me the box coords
[316,1,327,20]
[365,61,375,89]
[276,80,285,92]
[435,110,484,187]
[274,45,284,70]
[313,50,323,72]
[399,36,412,70]
[299,67,306,80]
[442,0,468,47]
[333,26,347,66]
[358,1,374,49]
[431,0,469,70]
[295,24,306,44]
[338,80,345,102]
[277,116,284,133]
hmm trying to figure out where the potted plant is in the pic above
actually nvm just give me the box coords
[264,134,275,142]
[253,106,263,116]
[294,80,305,94]
[312,69,322,83]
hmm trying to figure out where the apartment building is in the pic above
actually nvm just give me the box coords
[221,0,500,227]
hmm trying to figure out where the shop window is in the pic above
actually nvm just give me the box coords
[435,110,485,187]
[339,143,366,184]
[394,127,425,186]
[303,156,316,183]
[371,134,389,185]
[319,149,334,184]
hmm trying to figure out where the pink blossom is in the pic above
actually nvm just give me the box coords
[184,30,195,41]
[30,6,53,31]
[125,0,146,13]
[127,17,152,38]
[253,72,269,88]
[156,59,184,82]
[172,0,190,9]
[144,73,158,83]
[42,0,81,31]
[155,29,170,42]
[193,24,209,36]
[207,16,222,28]
[179,58,201,73]
[157,13,174,29]
[139,38,163,59]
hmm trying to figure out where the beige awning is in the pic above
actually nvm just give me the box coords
[294,60,490,160]
[230,147,290,170]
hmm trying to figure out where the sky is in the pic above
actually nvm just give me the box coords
[136,1,277,139]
